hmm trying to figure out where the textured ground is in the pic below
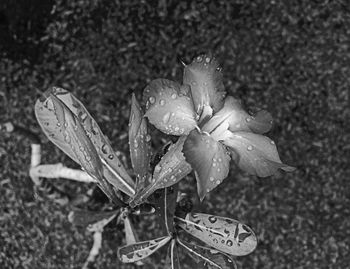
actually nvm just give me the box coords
[0,0,349,268]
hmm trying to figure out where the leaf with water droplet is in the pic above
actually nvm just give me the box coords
[183,129,230,201]
[129,94,151,191]
[143,79,197,136]
[177,239,237,269]
[35,87,135,197]
[118,236,172,263]
[35,88,124,204]
[202,96,273,138]
[175,213,257,256]
[183,53,226,119]
[222,131,296,177]
[131,137,192,206]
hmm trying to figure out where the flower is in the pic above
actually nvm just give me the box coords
[143,54,295,200]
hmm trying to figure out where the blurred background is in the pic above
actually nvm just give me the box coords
[0,0,349,268]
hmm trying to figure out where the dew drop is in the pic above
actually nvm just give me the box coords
[101,144,108,154]
[212,163,217,167]
[159,99,166,106]
[270,140,275,145]
[56,122,61,127]
[209,177,214,182]
[174,126,179,132]
[247,145,253,151]
[246,117,252,122]
[205,57,211,63]
[149,96,156,104]
[196,56,202,62]
[216,180,221,185]
[145,134,151,142]
[218,158,222,162]
[108,154,114,160]
[171,93,177,99]
[217,168,221,172]
[64,122,68,128]
[162,112,171,124]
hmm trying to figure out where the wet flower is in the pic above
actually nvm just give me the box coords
[143,54,295,200]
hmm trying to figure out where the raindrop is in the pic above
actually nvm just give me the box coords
[270,140,275,145]
[216,67,222,72]
[145,134,151,142]
[216,180,220,185]
[171,93,177,99]
[57,123,61,127]
[149,96,156,104]
[108,154,114,160]
[205,57,211,63]
[154,165,162,173]
[101,144,108,154]
[209,177,214,182]
[196,56,202,62]
[247,145,253,151]
[159,99,166,106]
[162,112,171,124]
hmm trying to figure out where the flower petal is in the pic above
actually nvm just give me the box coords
[129,94,151,190]
[35,87,135,197]
[130,137,192,207]
[143,79,197,136]
[175,213,257,256]
[183,129,230,201]
[222,131,295,177]
[183,54,226,117]
[202,96,273,137]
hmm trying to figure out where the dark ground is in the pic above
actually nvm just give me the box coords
[0,0,349,268]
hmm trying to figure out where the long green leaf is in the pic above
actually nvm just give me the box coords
[35,87,135,197]
[118,236,171,263]
[178,240,237,269]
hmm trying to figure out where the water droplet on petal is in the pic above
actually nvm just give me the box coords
[159,99,166,106]
[171,93,177,99]
[108,154,114,160]
[247,145,253,151]
[174,126,179,132]
[197,56,202,62]
[209,177,214,182]
[145,134,151,142]
[270,140,275,145]
[149,96,156,104]
[216,180,220,185]
[154,165,162,173]
[205,57,211,63]
[57,122,61,127]
[162,112,171,124]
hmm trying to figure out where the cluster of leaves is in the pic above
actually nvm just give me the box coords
[35,54,294,267]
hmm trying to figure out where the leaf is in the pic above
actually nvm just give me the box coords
[68,209,118,232]
[202,96,273,138]
[130,137,192,206]
[183,54,226,117]
[129,94,151,188]
[143,79,197,136]
[153,186,178,235]
[175,213,257,256]
[222,131,296,177]
[165,239,180,269]
[183,129,230,200]
[118,236,172,263]
[35,87,135,197]
[178,240,237,269]
[35,88,122,204]
[124,215,139,245]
